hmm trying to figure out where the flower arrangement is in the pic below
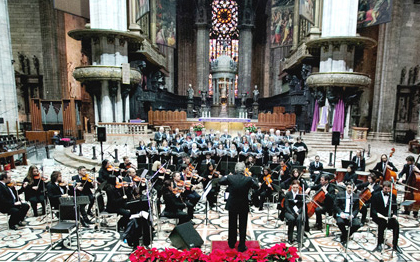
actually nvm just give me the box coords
[130,243,299,262]
[244,123,257,133]
[192,123,205,132]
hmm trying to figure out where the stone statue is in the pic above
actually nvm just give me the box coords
[24,55,31,75]
[315,87,326,107]
[253,85,259,103]
[400,66,406,85]
[409,67,414,85]
[413,65,419,85]
[18,52,25,73]
[33,55,40,75]
[241,93,247,107]
[201,91,207,104]
[187,84,194,100]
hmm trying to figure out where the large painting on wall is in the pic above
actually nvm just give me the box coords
[299,0,314,24]
[271,0,294,47]
[155,0,176,47]
[357,0,392,28]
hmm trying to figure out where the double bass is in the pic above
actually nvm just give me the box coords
[403,155,420,212]
[382,148,397,195]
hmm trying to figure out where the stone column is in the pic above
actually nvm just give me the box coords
[196,23,210,94]
[238,24,253,95]
[128,0,142,34]
[0,0,18,134]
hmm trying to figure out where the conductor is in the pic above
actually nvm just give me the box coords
[219,162,259,252]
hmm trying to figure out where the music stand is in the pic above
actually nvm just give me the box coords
[200,183,218,229]
[341,160,356,168]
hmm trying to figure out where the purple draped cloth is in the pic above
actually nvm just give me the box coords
[311,100,319,132]
[332,99,345,134]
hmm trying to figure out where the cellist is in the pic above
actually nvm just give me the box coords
[398,156,420,218]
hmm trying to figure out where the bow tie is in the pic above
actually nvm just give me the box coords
[384,193,390,196]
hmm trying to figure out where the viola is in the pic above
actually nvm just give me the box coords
[244,168,252,177]
[133,176,145,182]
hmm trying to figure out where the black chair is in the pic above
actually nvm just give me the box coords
[48,205,77,249]
[95,192,119,231]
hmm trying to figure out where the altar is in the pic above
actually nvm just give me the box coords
[198,117,253,134]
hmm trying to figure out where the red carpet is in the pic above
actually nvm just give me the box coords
[211,241,260,252]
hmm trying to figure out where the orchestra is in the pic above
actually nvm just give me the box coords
[1,126,420,259]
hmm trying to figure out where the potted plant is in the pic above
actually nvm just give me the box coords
[192,123,205,136]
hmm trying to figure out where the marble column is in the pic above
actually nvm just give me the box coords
[238,25,253,95]
[128,0,142,34]
[0,0,18,134]
[196,23,210,94]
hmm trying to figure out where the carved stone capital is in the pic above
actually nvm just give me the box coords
[73,66,142,84]
[306,72,371,88]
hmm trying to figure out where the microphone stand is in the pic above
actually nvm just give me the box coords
[298,184,306,261]
[144,176,154,247]
[343,187,353,262]
[379,178,395,262]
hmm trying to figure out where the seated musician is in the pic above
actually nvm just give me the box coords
[398,155,420,218]
[119,156,134,177]
[180,164,202,206]
[356,174,381,225]
[273,159,290,182]
[305,174,336,230]
[373,154,398,178]
[352,150,366,171]
[309,155,324,183]
[98,159,117,184]
[124,168,144,201]
[334,183,361,245]
[104,178,130,231]
[203,163,221,209]
[285,180,306,244]
[172,172,195,221]
[162,179,190,224]
[201,151,215,166]
[46,171,68,210]
[258,168,274,210]
[0,172,29,230]
[287,154,300,170]
[342,164,358,185]
[22,165,46,217]
[371,181,402,254]
[281,168,308,191]
[71,166,95,227]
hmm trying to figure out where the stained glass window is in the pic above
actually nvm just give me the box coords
[209,0,238,96]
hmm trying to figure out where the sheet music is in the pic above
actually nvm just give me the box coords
[137,150,147,156]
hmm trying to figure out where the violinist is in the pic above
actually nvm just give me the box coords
[398,156,420,218]
[172,172,194,221]
[204,163,221,209]
[71,166,94,227]
[284,180,305,244]
[161,179,190,225]
[309,155,324,184]
[273,159,290,182]
[356,174,381,225]
[373,154,398,178]
[136,140,147,166]
[281,168,308,190]
[180,164,201,206]
[22,165,46,217]
[352,150,366,171]
[104,177,131,231]
[371,181,402,254]
[119,156,134,177]
[98,159,118,184]
[287,155,300,170]
[123,168,142,200]
[46,171,68,210]
[201,151,215,167]
[305,174,336,230]
[258,168,273,211]
[0,172,29,230]
[334,183,361,245]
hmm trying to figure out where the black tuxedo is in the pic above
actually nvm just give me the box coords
[373,161,398,176]
[371,191,399,246]
[0,182,29,228]
[357,182,381,223]
[334,191,361,242]
[219,173,259,250]
[309,161,324,183]
[162,189,190,224]
[104,184,130,229]
[284,191,306,243]
[47,182,66,209]
[310,183,336,226]
[398,163,420,180]
[351,156,366,171]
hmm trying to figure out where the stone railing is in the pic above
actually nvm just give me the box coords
[98,122,149,135]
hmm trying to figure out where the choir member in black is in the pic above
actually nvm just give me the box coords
[255,127,264,140]
[372,154,398,178]
[284,130,294,145]
[309,155,324,183]
[334,183,361,245]
[159,140,171,163]
[281,168,308,190]
[164,129,173,146]
[119,156,134,177]
[171,141,184,166]
[342,164,358,185]
[104,177,130,231]
[154,126,165,146]
[285,180,305,244]
[136,140,147,166]
[254,143,265,166]
[239,142,252,162]
[305,174,336,230]
[352,150,366,171]
[0,172,29,230]
[172,172,195,221]
[71,166,95,226]
[268,143,280,162]
[371,181,402,254]
[281,142,292,162]
[189,143,201,164]
[47,171,68,210]
[22,165,46,217]
[227,144,238,162]
[214,143,226,164]
[219,162,259,252]
[147,141,159,164]
[161,180,190,224]
[292,137,308,166]
[287,154,300,170]
[258,168,274,210]
[398,155,420,218]
[203,163,221,208]
[355,174,381,225]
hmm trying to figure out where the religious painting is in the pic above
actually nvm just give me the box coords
[299,0,315,24]
[155,0,176,47]
[271,0,294,47]
[357,0,393,28]
[136,0,150,20]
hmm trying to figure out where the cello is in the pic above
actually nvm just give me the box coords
[403,155,420,213]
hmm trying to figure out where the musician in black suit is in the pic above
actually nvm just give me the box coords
[398,155,420,218]
[334,183,361,244]
[0,172,29,230]
[306,174,336,230]
[161,179,190,224]
[351,150,366,171]
[309,155,324,184]
[154,126,166,146]
[371,181,402,254]
[104,178,130,231]
[71,166,94,226]
[47,171,68,210]
[372,154,398,177]
[343,165,358,185]
[219,162,259,252]
[284,180,306,244]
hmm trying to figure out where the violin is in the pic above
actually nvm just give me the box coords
[115,181,129,188]
[244,168,252,177]
[81,175,93,183]
[33,175,48,181]
[209,170,220,179]
[7,181,23,187]
[263,174,273,188]
[133,176,146,183]
[107,165,120,172]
